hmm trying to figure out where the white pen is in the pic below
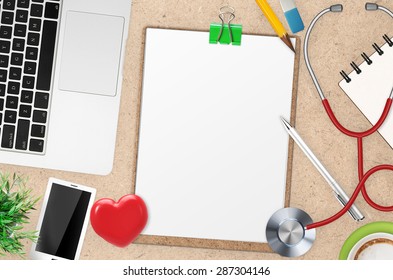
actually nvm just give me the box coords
[280,117,364,221]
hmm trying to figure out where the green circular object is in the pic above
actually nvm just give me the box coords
[339,221,393,260]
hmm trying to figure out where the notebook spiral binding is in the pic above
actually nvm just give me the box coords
[340,34,393,83]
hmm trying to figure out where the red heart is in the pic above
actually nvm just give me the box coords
[90,194,148,247]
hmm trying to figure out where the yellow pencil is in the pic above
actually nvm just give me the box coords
[255,0,295,52]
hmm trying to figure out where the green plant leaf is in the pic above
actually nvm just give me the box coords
[0,172,39,257]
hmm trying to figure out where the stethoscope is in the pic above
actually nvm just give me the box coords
[266,3,393,257]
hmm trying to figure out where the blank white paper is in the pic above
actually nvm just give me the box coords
[135,28,296,243]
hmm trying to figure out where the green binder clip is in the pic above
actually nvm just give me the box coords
[209,5,242,46]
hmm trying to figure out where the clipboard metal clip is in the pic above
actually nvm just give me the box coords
[209,5,242,46]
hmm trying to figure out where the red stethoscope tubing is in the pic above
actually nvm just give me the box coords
[305,98,393,230]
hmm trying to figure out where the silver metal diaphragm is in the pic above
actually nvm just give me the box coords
[266,207,316,257]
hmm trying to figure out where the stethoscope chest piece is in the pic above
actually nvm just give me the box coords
[266,207,315,257]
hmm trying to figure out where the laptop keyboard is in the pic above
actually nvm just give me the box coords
[0,0,60,154]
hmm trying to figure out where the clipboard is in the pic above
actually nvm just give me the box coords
[133,27,300,252]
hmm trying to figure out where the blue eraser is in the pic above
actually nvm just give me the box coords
[280,0,304,33]
[284,8,304,33]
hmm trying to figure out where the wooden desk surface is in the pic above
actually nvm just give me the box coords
[2,0,393,260]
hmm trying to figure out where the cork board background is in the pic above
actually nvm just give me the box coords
[2,0,393,260]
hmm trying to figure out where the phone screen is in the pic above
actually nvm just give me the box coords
[36,183,91,260]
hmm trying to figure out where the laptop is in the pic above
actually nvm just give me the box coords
[0,0,131,175]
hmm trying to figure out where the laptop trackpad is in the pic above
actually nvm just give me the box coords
[59,12,124,96]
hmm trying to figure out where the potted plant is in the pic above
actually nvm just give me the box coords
[0,173,39,256]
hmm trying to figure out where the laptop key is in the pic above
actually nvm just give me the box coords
[7,81,20,94]
[24,61,36,75]
[12,38,25,51]
[11,52,23,65]
[15,119,29,150]
[0,56,9,68]
[16,9,28,23]
[26,46,38,60]
[27,32,40,46]
[4,0,16,11]
[6,96,18,109]
[1,124,15,148]
[19,104,31,117]
[14,24,27,37]
[31,4,43,17]
[34,92,48,109]
[0,41,11,53]
[36,20,57,91]
[29,138,43,152]
[1,12,14,25]
[31,124,45,138]
[0,26,12,39]
[17,0,30,9]
[9,67,22,80]
[0,98,4,110]
[22,75,34,88]
[21,90,33,103]
[29,18,41,32]
[32,109,47,123]
[5,110,17,123]
[45,2,59,19]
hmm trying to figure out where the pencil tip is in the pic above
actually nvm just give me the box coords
[281,33,295,53]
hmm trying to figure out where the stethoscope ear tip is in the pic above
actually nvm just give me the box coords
[365,3,378,11]
[330,4,343,13]
[266,207,316,258]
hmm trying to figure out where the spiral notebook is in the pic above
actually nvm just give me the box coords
[339,35,393,148]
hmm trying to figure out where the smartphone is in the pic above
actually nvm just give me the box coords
[30,178,96,260]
